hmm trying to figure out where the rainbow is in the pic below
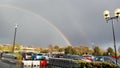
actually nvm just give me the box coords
[0,4,72,46]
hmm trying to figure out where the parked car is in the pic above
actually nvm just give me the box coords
[1,53,18,63]
[42,53,49,60]
[82,55,94,62]
[93,56,120,67]
[32,53,45,60]
[63,55,83,60]
[21,52,33,60]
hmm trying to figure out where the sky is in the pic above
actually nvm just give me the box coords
[0,0,120,49]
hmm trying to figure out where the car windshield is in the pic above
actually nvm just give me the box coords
[64,55,83,60]
[37,54,43,55]
[72,55,83,60]
[27,53,32,55]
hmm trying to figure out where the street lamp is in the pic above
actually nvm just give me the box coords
[103,8,120,64]
[12,24,18,53]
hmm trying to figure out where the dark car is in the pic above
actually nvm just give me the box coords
[93,56,120,68]
[1,53,18,63]
[63,55,83,60]
[21,52,33,60]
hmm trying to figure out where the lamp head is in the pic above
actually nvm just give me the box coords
[15,24,18,28]
[103,10,110,19]
[114,8,120,17]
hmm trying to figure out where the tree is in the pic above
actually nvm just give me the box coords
[8,45,13,51]
[59,48,65,52]
[72,46,79,55]
[107,47,114,56]
[34,48,41,52]
[15,43,21,50]
[41,49,49,53]
[54,45,59,49]
[49,44,53,54]
[93,46,102,56]
[54,45,59,52]
[79,45,89,55]
[0,45,3,50]
[65,46,73,54]
[88,49,94,55]
[72,47,78,55]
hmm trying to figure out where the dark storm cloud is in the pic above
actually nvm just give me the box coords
[0,0,120,48]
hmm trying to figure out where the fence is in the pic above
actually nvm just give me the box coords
[48,58,79,68]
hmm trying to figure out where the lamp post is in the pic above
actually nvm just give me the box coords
[103,8,120,64]
[12,24,18,53]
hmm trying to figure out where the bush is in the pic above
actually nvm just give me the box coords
[72,60,118,68]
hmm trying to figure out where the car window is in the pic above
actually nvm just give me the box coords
[104,57,113,63]
[104,57,111,61]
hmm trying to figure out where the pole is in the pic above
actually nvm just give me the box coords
[12,25,17,53]
[111,19,117,64]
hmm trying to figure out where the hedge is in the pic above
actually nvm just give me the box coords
[72,60,119,68]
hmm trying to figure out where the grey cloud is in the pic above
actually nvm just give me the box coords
[0,0,120,48]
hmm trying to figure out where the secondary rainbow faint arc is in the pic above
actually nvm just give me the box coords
[0,4,72,46]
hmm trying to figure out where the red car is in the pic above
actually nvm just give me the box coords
[82,55,94,62]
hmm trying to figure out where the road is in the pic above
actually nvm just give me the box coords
[0,60,22,68]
